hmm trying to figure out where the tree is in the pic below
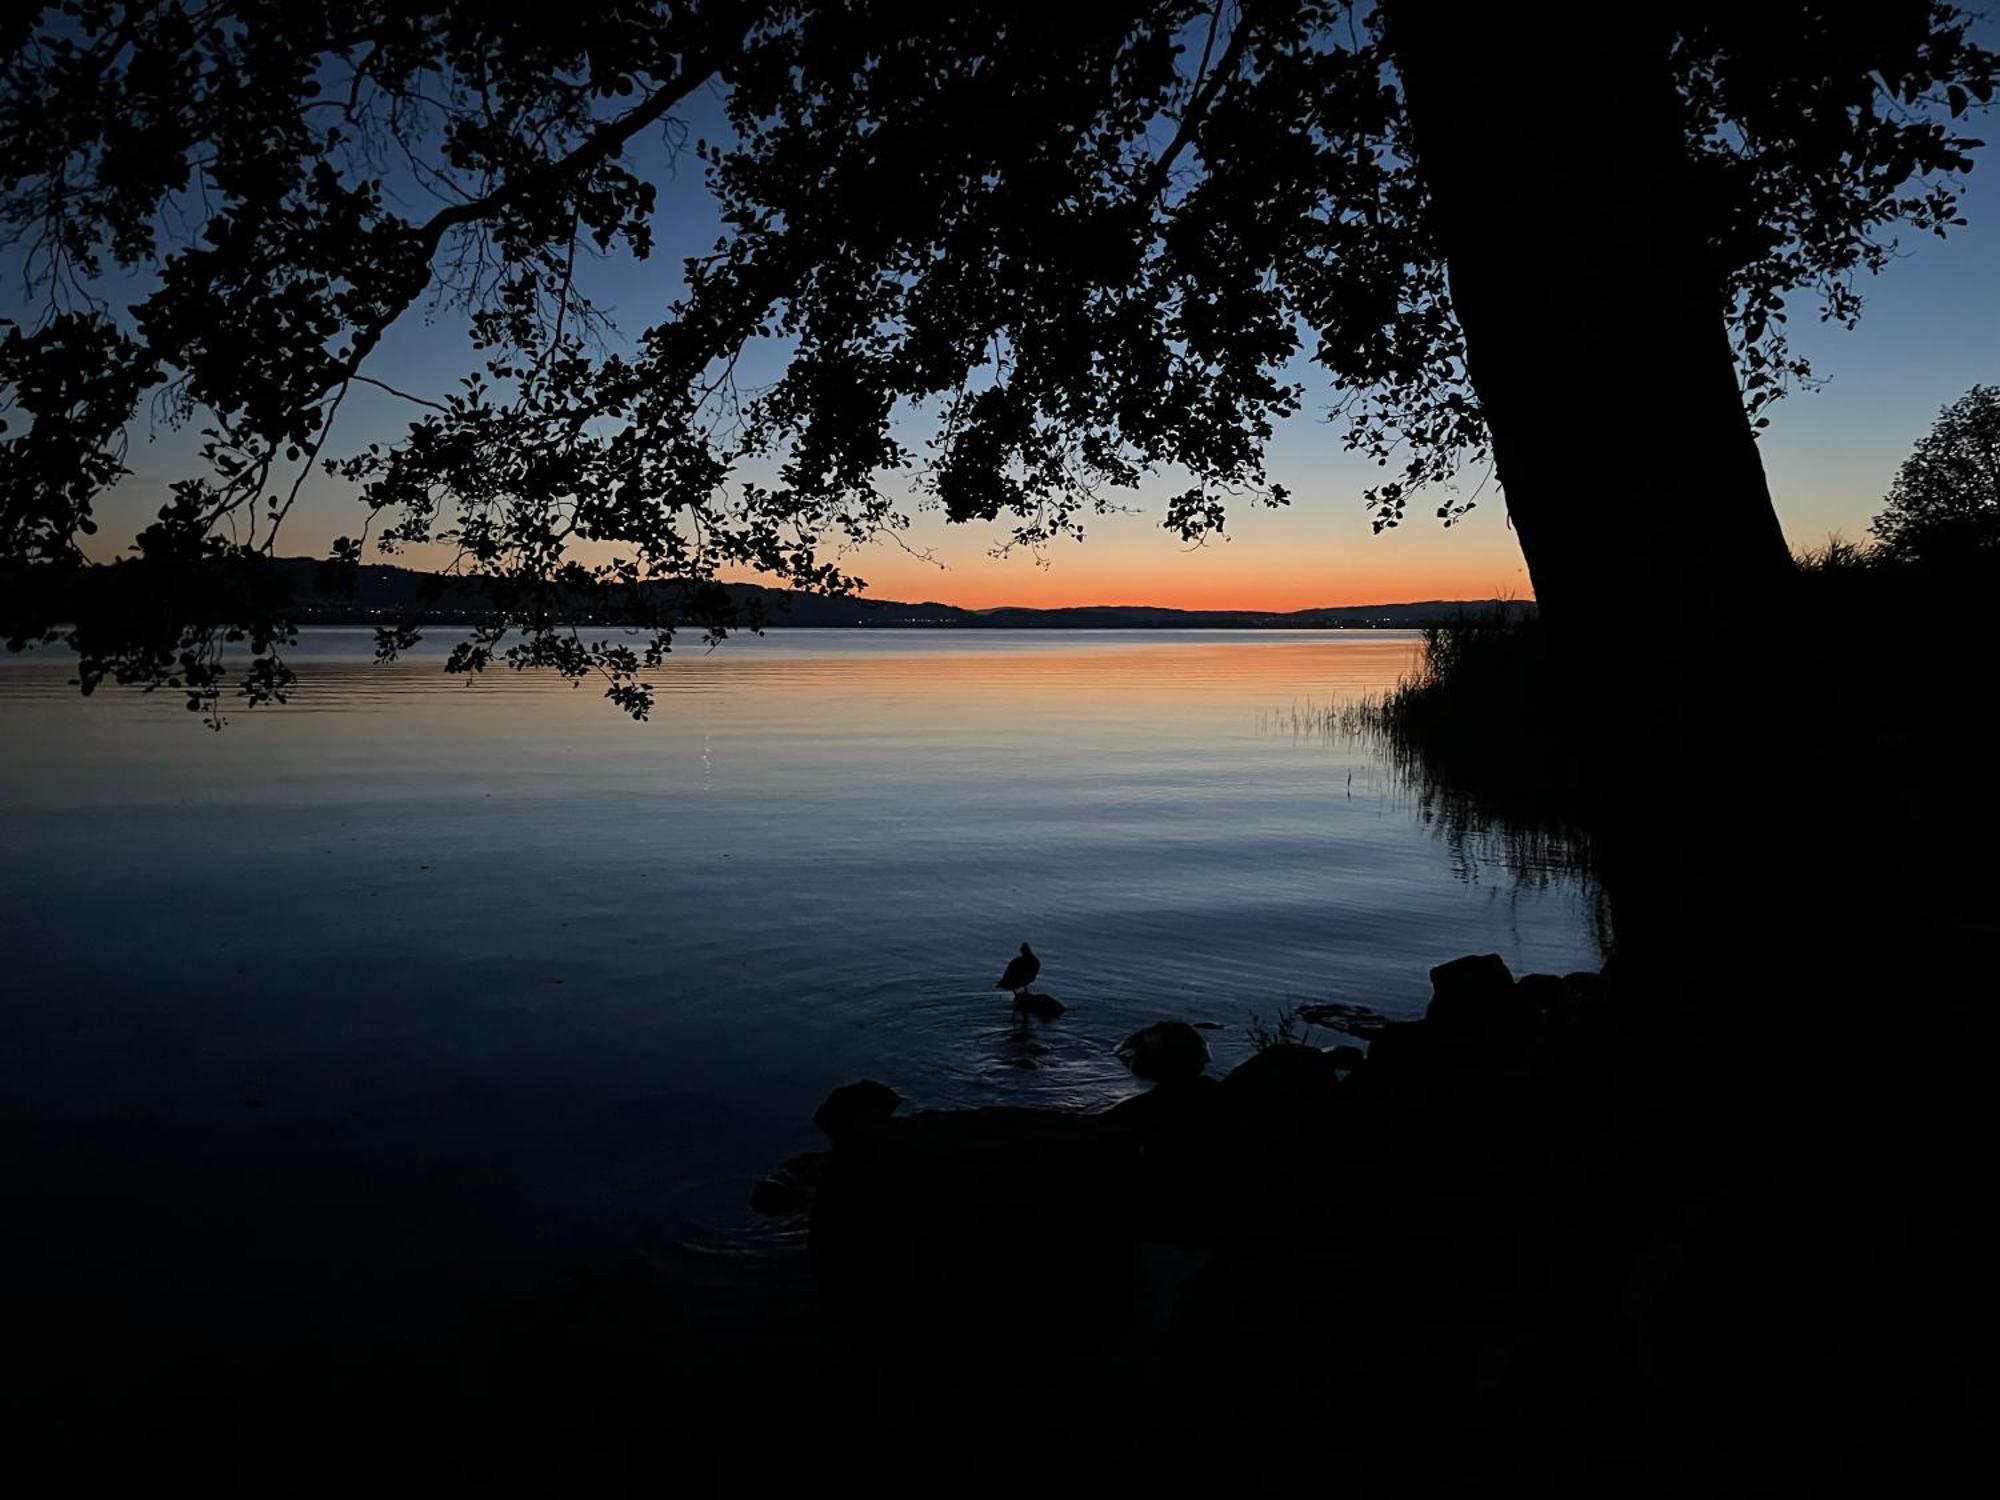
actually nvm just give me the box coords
[1870,384,2000,562]
[3,2,1991,722]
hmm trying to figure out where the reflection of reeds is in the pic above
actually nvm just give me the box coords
[1262,610,1608,939]
[1254,696,1391,740]
[1371,613,1607,940]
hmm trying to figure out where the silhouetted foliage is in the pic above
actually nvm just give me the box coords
[1792,531,1879,572]
[1869,384,2000,563]
[1,2,1994,715]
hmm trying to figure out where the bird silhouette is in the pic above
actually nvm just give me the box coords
[995,942,1040,998]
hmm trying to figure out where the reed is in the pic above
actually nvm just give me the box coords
[1345,606,1602,903]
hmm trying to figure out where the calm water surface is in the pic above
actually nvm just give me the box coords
[0,629,1597,1275]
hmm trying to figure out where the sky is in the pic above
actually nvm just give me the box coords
[55,52,2000,612]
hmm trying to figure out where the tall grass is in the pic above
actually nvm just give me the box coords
[1793,531,1880,574]
[1375,609,1570,811]
[1353,606,1601,901]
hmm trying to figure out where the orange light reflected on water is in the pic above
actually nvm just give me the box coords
[628,634,1428,710]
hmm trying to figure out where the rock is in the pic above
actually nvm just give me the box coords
[1329,1045,1367,1071]
[1012,990,1066,1020]
[1369,1191,1517,1309]
[1625,1175,1925,1496]
[749,1151,830,1215]
[1117,1021,1212,1083]
[812,1079,903,1139]
[1428,952,1516,1014]
[1109,1077,1226,1241]
[1132,1237,1214,1333]
[1106,1073,1221,1133]
[1363,1020,1433,1076]
[1425,953,1532,1054]
[1562,969,1606,1015]
[1161,1246,1381,1492]
[1515,972,1566,1020]
[809,1106,1142,1350]
[748,1176,806,1215]
[1220,1043,1345,1129]
[1211,1047,1349,1231]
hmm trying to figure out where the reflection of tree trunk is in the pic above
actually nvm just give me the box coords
[1387,6,1861,981]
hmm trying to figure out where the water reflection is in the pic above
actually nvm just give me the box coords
[0,629,1602,1261]
[1255,692,1605,928]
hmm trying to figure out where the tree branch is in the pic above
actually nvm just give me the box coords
[1137,4,1256,204]
[333,4,760,400]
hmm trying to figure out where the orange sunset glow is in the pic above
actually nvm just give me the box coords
[835,499,1539,610]
[847,548,1534,611]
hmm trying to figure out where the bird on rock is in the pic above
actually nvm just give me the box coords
[995,942,1040,998]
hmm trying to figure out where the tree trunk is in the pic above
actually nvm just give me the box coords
[1384,24,1973,1479]
[1385,6,1878,987]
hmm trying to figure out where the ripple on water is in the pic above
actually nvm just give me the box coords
[0,630,1598,1275]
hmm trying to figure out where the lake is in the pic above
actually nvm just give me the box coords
[0,628,1598,1287]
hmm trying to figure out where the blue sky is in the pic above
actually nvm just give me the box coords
[44,43,2000,608]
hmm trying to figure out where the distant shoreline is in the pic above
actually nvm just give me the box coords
[280,560,1534,632]
[283,613,1504,630]
[22,556,1534,633]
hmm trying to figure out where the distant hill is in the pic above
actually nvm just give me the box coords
[17,556,1532,632]
[266,559,1531,630]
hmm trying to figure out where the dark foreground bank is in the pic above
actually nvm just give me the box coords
[773,950,1996,1497]
[1361,550,2000,945]
[9,944,1991,1497]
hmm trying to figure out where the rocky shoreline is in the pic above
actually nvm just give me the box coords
[749,952,1985,1493]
